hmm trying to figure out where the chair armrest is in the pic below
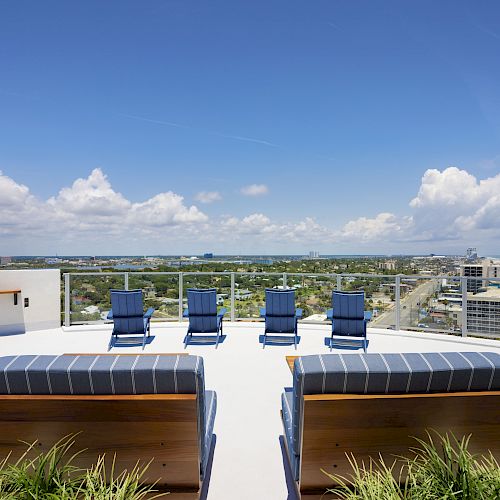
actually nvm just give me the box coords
[295,308,303,319]
[144,308,155,319]
[183,309,189,318]
[326,309,333,320]
[364,311,372,321]
[217,307,227,318]
[107,310,113,320]
[260,307,266,318]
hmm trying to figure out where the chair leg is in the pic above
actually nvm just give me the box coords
[215,330,220,349]
[262,332,266,349]
[142,332,146,351]
[329,335,333,352]
[107,335,114,352]
[184,332,190,349]
[294,331,297,350]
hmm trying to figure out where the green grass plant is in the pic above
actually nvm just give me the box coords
[0,436,167,499]
[324,431,500,500]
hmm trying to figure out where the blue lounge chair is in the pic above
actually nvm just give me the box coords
[183,288,227,349]
[260,288,302,349]
[107,289,155,351]
[327,291,371,352]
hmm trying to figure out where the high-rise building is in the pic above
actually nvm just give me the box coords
[461,259,500,292]
[460,261,489,293]
[0,257,12,266]
[466,287,500,337]
[308,251,319,259]
[466,247,478,261]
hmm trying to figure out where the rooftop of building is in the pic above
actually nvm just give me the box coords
[1,320,499,499]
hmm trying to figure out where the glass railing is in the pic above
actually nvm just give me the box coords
[62,272,500,339]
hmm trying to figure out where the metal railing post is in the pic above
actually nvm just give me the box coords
[283,272,287,289]
[64,273,70,327]
[231,273,235,321]
[461,276,468,337]
[178,272,183,322]
[124,272,129,291]
[395,275,401,331]
[336,275,342,290]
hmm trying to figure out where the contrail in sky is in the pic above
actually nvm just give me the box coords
[118,112,279,147]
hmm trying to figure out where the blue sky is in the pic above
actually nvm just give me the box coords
[1,0,500,255]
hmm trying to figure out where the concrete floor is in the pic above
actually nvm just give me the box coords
[1,322,500,500]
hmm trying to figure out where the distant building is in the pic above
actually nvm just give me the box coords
[81,305,99,315]
[461,261,489,293]
[466,247,478,261]
[466,286,500,337]
[0,257,12,265]
[204,253,214,259]
[460,259,500,292]
[378,260,396,271]
[235,289,253,300]
[308,251,319,259]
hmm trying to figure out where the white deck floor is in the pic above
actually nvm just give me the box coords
[1,323,500,499]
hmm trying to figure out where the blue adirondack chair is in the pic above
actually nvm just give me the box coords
[260,288,302,349]
[327,291,371,352]
[107,289,155,351]
[183,288,227,349]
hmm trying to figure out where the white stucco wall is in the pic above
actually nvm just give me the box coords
[0,270,61,334]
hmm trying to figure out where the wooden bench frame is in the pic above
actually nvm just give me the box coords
[0,354,208,498]
[0,393,203,496]
[282,390,500,499]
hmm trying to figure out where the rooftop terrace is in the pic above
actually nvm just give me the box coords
[2,320,499,499]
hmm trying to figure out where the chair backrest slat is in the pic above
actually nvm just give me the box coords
[331,291,365,336]
[110,290,145,335]
[265,289,296,332]
[187,289,218,332]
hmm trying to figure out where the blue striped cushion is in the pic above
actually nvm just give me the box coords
[290,352,500,457]
[0,354,214,478]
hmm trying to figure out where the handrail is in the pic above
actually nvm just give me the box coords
[62,271,500,338]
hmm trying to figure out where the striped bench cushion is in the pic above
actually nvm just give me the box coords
[289,352,500,457]
[0,354,213,476]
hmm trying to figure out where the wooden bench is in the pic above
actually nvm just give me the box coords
[281,353,500,499]
[0,353,215,499]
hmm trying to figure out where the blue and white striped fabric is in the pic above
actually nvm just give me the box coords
[110,289,146,335]
[0,354,215,476]
[288,352,500,458]
[265,288,296,333]
[187,289,218,333]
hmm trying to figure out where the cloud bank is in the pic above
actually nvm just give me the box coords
[1,167,499,254]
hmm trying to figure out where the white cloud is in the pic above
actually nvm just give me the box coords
[0,168,207,246]
[1,165,500,254]
[47,168,130,217]
[339,167,500,245]
[195,191,222,204]
[129,192,207,226]
[340,213,412,241]
[240,184,269,196]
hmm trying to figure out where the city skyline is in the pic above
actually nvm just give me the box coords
[1,1,500,254]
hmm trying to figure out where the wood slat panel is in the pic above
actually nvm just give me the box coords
[286,355,298,373]
[0,395,200,490]
[299,391,500,493]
